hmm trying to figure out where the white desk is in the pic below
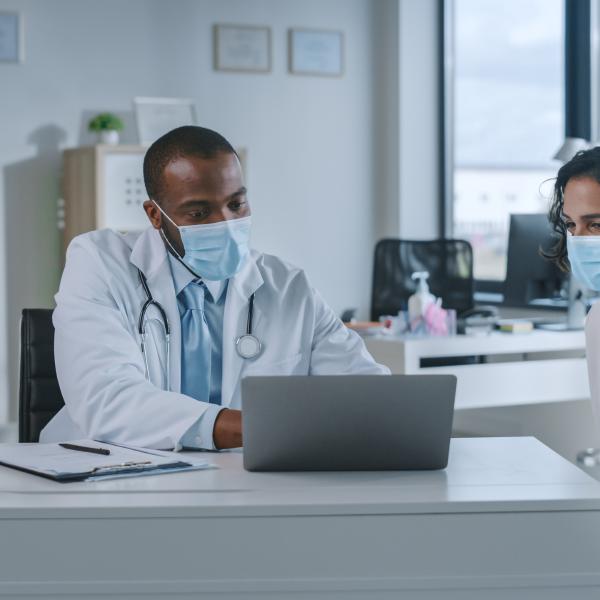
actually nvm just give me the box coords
[366,330,589,409]
[0,437,599,599]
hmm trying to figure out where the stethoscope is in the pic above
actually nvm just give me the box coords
[137,268,262,388]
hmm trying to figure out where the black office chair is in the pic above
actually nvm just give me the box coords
[371,239,474,321]
[19,309,64,442]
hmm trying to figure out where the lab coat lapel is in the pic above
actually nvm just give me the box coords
[130,228,182,392]
[221,254,264,406]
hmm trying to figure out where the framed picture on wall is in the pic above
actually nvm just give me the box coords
[133,97,197,145]
[0,12,24,63]
[288,28,344,77]
[213,24,271,73]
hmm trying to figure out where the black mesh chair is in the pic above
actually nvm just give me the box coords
[19,309,64,442]
[371,239,474,321]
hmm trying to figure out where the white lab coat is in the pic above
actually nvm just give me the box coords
[586,302,600,430]
[40,227,389,448]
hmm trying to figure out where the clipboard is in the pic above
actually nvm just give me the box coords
[0,440,214,482]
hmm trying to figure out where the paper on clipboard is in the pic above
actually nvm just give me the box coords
[0,440,215,482]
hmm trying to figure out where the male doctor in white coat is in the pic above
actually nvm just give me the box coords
[40,126,389,450]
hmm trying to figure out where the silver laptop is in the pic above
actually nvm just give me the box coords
[241,375,456,472]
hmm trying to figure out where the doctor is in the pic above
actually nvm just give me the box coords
[40,126,389,450]
[546,146,600,435]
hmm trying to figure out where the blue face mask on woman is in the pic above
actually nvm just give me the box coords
[566,234,600,291]
[153,201,251,281]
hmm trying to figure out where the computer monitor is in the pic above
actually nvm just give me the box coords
[503,214,567,308]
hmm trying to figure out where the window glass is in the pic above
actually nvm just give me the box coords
[452,0,564,280]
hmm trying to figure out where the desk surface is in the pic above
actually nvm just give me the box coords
[0,437,598,519]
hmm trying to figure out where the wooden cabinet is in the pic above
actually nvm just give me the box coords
[61,145,148,255]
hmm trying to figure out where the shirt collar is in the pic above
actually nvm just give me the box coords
[167,252,228,303]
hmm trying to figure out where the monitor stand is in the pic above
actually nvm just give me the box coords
[535,276,586,331]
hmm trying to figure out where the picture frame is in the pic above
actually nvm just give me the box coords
[213,24,271,73]
[0,12,24,63]
[288,28,344,77]
[133,97,197,146]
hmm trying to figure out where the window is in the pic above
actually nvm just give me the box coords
[447,0,564,282]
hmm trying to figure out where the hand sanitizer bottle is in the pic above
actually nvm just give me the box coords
[408,271,435,330]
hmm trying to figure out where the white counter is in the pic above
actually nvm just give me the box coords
[0,437,599,599]
[366,330,589,408]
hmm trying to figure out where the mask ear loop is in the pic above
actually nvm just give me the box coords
[151,199,203,280]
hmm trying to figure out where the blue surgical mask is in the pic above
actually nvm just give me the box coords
[566,234,600,291]
[153,201,251,281]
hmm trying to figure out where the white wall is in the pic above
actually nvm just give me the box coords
[372,0,442,241]
[0,0,443,422]
[398,0,441,239]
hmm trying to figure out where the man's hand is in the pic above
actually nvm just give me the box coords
[213,409,243,449]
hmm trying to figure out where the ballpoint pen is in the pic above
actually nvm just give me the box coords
[59,443,111,456]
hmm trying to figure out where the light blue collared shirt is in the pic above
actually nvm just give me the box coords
[167,253,227,450]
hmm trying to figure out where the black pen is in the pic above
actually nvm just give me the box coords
[59,443,111,456]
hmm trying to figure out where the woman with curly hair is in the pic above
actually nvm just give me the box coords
[546,146,600,445]
[546,146,600,280]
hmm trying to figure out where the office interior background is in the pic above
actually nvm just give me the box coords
[0,0,597,460]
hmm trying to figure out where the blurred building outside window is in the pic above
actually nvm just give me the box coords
[451,0,564,281]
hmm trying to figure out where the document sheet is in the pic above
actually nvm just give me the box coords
[0,439,215,481]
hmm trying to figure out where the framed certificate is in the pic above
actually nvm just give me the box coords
[0,12,23,63]
[133,97,197,145]
[213,24,271,73]
[288,28,344,77]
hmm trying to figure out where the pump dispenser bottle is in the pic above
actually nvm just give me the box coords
[408,271,435,326]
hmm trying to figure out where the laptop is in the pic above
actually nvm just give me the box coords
[241,374,456,472]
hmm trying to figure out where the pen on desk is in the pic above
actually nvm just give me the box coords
[59,443,111,456]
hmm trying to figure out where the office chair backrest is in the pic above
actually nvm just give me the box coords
[371,239,474,321]
[19,309,64,442]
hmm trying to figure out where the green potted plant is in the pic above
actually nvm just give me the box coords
[88,112,124,145]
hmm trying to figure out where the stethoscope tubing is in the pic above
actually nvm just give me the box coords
[137,269,260,387]
[138,270,170,336]
[246,294,255,335]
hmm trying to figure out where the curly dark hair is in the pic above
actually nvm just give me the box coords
[544,146,600,271]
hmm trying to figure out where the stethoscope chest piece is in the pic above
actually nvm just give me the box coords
[236,334,262,359]
[138,268,262,373]
[235,291,261,359]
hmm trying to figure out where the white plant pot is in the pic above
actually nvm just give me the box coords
[99,130,119,145]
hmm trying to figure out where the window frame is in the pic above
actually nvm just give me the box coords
[441,0,585,296]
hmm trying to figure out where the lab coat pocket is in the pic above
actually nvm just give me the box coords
[243,351,308,376]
